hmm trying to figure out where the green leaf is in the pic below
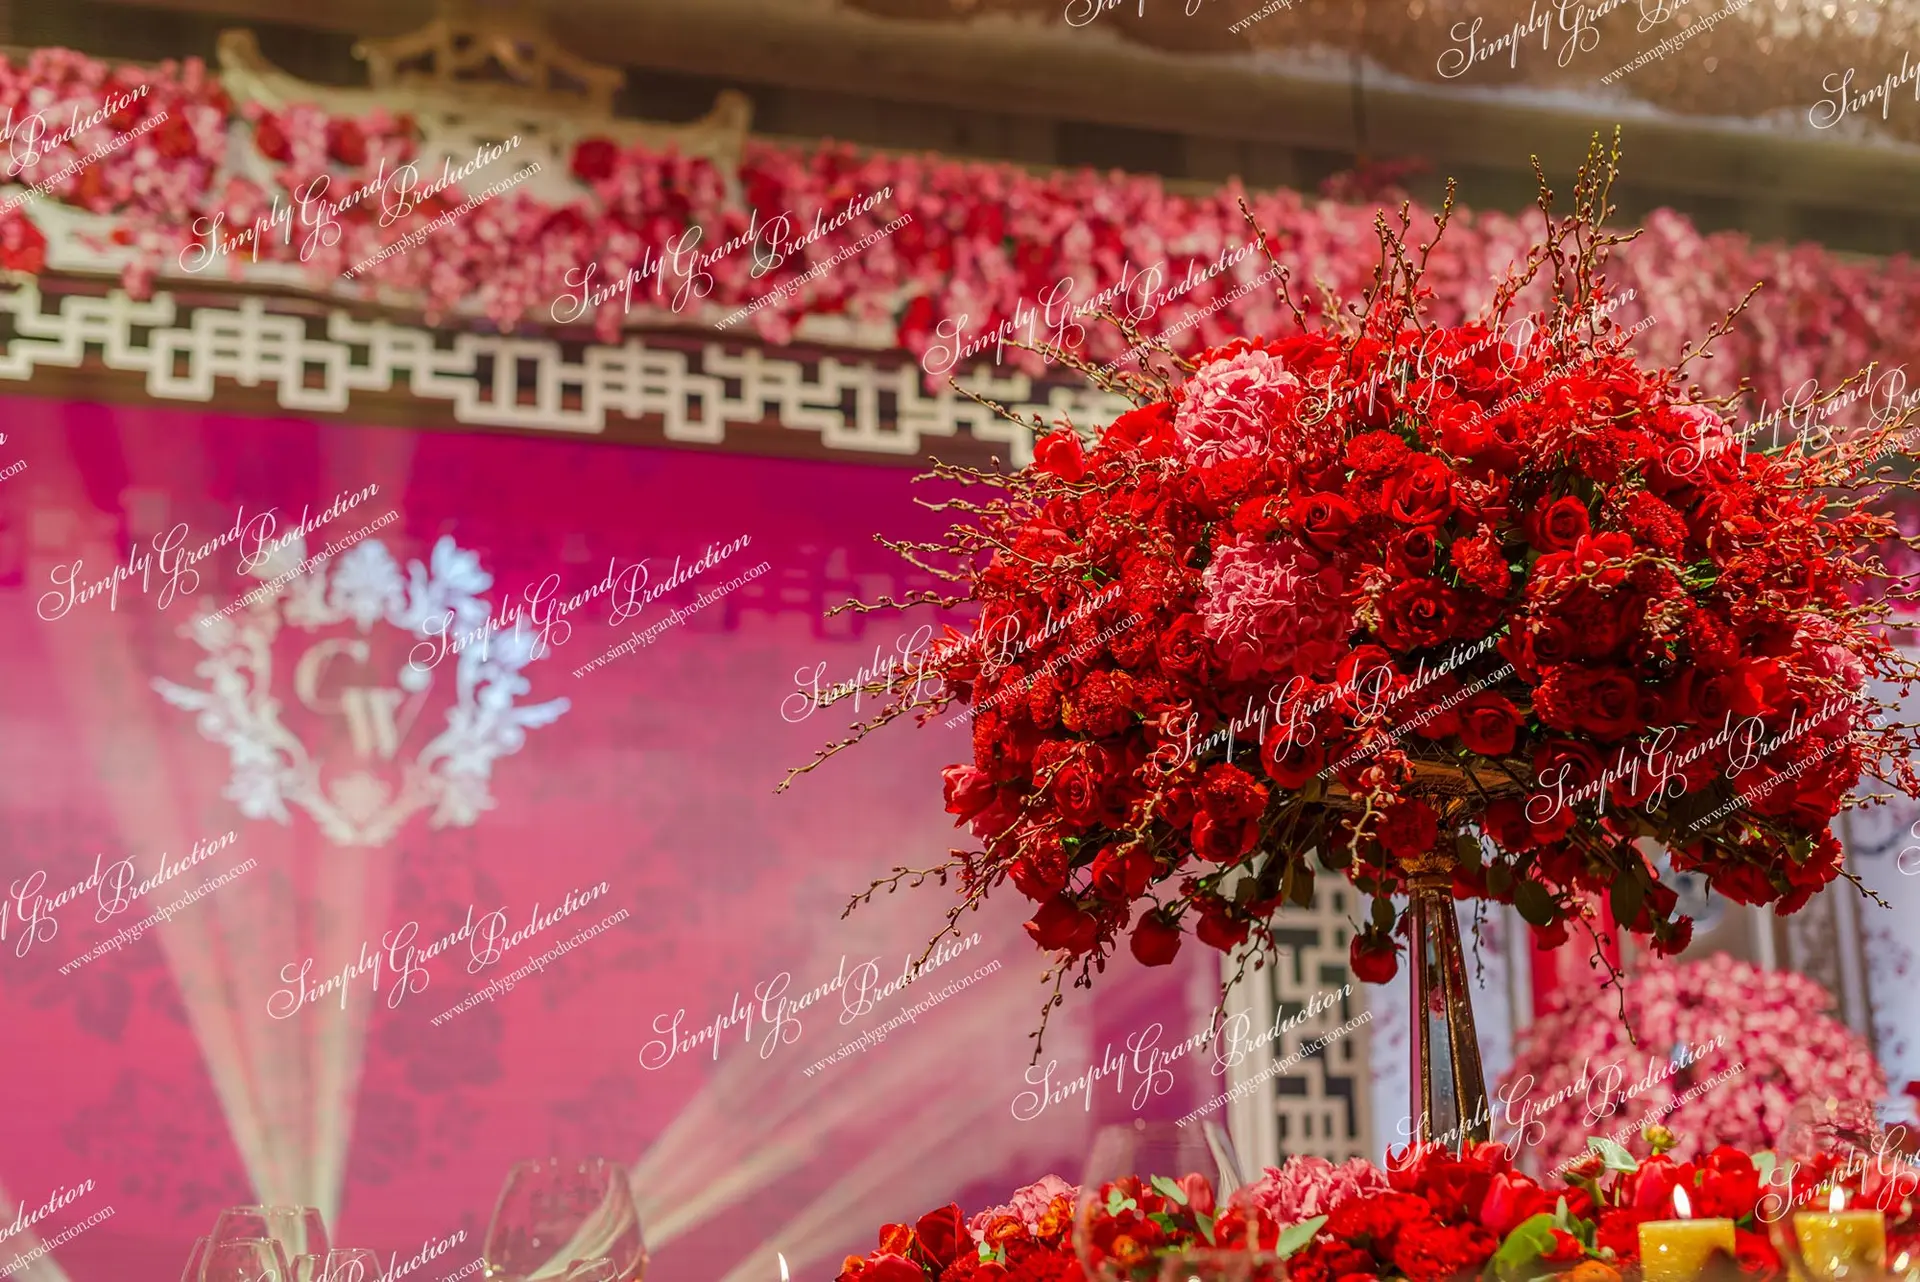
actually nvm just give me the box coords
[1371,895,1396,929]
[1754,1151,1778,1186]
[1488,1213,1560,1282]
[1486,863,1514,896]
[1196,1211,1217,1246]
[1275,1216,1328,1260]
[1147,1212,1182,1234]
[1290,864,1315,910]
[1552,1197,1572,1232]
[1106,1187,1137,1216]
[1456,832,1484,869]
[1513,878,1556,928]
[1149,1175,1189,1206]
[1589,1136,1639,1172]
[1609,867,1645,931]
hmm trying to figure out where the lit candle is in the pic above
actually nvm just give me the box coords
[1641,1186,1737,1282]
[1794,1186,1887,1281]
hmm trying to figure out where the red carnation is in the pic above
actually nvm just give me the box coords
[1102,403,1176,457]
[1392,1220,1500,1282]
[1530,495,1592,552]
[1456,693,1521,756]
[1449,532,1512,596]
[1129,910,1183,966]
[1382,455,1455,526]
[570,136,620,183]
[254,113,292,162]
[326,118,368,168]
[1199,761,1268,820]
[1346,430,1411,477]
[1350,930,1400,983]
[1377,580,1457,652]
[1033,431,1087,482]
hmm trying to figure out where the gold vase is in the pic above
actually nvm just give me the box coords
[1406,855,1491,1150]
[1329,759,1507,1152]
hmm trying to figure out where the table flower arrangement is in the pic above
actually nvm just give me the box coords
[834,1137,1920,1282]
[1500,955,1888,1173]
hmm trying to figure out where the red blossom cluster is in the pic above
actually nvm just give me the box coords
[835,1140,1920,1282]
[808,149,1920,1001]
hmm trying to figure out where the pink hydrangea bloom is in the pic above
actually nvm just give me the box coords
[966,1174,1078,1242]
[1239,1156,1390,1225]
[1199,537,1352,681]
[1499,954,1886,1173]
[1173,349,1298,467]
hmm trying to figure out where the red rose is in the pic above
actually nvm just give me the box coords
[1379,798,1440,860]
[1048,759,1103,828]
[1033,431,1087,482]
[941,764,997,823]
[858,1255,926,1282]
[1390,527,1440,577]
[1194,899,1250,952]
[1192,810,1260,862]
[1377,580,1457,652]
[1090,844,1154,901]
[1102,403,1176,458]
[1129,910,1183,966]
[1530,496,1592,552]
[0,212,46,275]
[1734,1228,1780,1275]
[1456,693,1521,756]
[1025,896,1101,953]
[1350,930,1400,983]
[152,114,198,160]
[1009,843,1070,901]
[254,113,292,162]
[570,136,620,183]
[914,1205,966,1268]
[1158,613,1214,681]
[105,81,148,131]
[1263,725,1328,789]
[1382,455,1455,525]
[1291,493,1359,553]
[325,118,368,168]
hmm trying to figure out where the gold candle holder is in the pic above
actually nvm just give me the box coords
[1794,1188,1888,1281]
[1641,1187,1737,1282]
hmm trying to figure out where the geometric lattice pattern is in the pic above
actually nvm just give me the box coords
[0,281,1135,464]
[1222,879,1374,1171]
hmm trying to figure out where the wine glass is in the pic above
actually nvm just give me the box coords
[316,1250,383,1282]
[288,1255,324,1282]
[200,1237,293,1282]
[1077,1120,1253,1282]
[1781,1098,1885,1167]
[209,1207,330,1264]
[482,1158,648,1281]
[563,1262,618,1282]
[181,1236,211,1282]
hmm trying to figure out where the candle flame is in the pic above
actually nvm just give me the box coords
[779,1254,789,1281]
[1894,1252,1910,1273]
[1829,1186,1846,1213]
[1674,1186,1693,1220]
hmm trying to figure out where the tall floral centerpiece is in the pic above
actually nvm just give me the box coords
[786,139,1920,1147]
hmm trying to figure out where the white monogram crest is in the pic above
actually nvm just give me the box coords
[153,533,569,846]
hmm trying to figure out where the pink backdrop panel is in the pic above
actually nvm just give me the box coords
[0,397,1214,1282]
